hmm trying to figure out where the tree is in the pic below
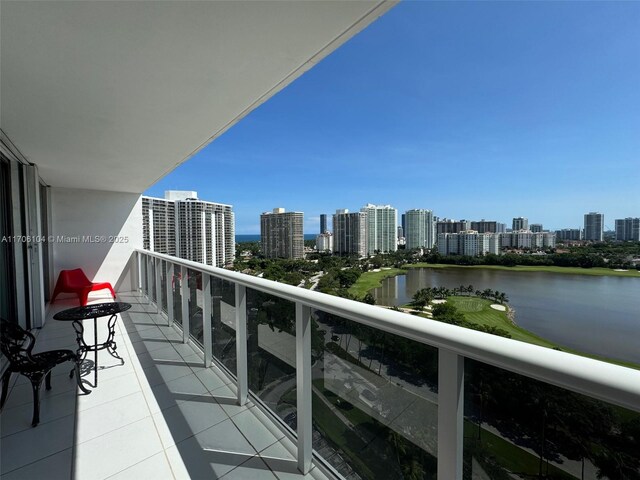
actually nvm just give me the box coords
[362,293,376,305]
[411,288,433,310]
[431,303,465,325]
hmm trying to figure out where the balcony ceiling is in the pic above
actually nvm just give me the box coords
[1,1,394,193]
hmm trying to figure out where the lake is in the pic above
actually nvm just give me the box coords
[372,268,640,364]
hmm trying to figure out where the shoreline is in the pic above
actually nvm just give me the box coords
[402,263,640,277]
[351,266,639,370]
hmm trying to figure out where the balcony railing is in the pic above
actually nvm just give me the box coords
[136,249,640,480]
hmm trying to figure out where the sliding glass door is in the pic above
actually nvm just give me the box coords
[0,157,17,322]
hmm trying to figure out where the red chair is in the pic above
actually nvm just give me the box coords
[51,269,116,306]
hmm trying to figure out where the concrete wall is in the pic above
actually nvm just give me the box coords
[50,188,142,297]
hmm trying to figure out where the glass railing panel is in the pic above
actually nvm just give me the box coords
[188,269,203,345]
[172,264,182,326]
[160,260,168,314]
[463,359,640,480]
[211,277,236,375]
[311,310,439,480]
[246,288,296,425]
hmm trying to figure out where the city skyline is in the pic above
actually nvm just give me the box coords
[144,2,640,233]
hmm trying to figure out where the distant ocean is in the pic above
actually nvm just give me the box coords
[236,234,317,243]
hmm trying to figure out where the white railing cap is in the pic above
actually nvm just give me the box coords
[137,249,640,412]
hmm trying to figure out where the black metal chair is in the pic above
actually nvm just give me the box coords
[0,318,80,426]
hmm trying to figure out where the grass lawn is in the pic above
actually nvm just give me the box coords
[415,295,640,370]
[348,268,406,297]
[405,263,640,278]
[444,296,558,348]
[464,421,578,479]
[313,376,579,479]
[311,389,399,480]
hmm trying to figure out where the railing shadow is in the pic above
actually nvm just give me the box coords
[119,303,300,479]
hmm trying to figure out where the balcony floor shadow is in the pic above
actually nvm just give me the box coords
[0,292,330,480]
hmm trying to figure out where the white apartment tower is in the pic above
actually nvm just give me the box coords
[142,191,235,267]
[405,209,435,250]
[360,204,398,255]
[260,208,304,259]
[175,198,235,266]
[333,209,368,257]
[500,231,556,249]
[316,232,334,252]
[438,231,502,256]
[142,196,176,256]
[584,212,604,242]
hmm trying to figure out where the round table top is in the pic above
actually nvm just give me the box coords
[53,302,132,321]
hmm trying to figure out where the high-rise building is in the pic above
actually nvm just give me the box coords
[584,212,604,242]
[405,209,435,250]
[497,223,507,233]
[555,228,582,241]
[316,232,333,252]
[397,226,404,239]
[333,209,368,257]
[142,196,176,256]
[530,224,543,233]
[260,208,304,259]
[500,231,555,249]
[401,214,406,236]
[360,204,397,254]
[437,231,501,256]
[142,191,235,267]
[615,218,640,241]
[436,219,471,235]
[470,220,499,233]
[320,214,328,234]
[512,217,529,231]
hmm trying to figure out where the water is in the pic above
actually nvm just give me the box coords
[373,268,640,364]
[236,234,317,243]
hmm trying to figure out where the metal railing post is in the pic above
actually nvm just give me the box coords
[146,255,152,302]
[181,265,189,343]
[235,284,248,405]
[137,251,142,291]
[154,257,161,313]
[166,261,174,326]
[202,274,212,367]
[438,349,464,480]
[295,303,312,474]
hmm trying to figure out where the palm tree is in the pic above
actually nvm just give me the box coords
[402,459,425,480]
[387,430,407,472]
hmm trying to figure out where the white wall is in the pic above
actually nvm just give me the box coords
[50,188,142,296]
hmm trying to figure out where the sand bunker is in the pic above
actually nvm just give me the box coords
[490,304,507,311]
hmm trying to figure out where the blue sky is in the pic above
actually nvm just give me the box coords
[145,2,640,234]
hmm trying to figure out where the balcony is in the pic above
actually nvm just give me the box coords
[1,2,640,478]
[2,249,640,479]
[1,292,330,480]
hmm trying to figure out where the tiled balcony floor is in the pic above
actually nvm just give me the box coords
[0,292,330,480]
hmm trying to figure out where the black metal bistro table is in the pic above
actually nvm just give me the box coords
[53,302,131,392]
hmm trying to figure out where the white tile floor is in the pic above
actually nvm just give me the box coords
[0,293,331,480]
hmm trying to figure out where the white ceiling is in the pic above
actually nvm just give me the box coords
[1,1,395,193]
